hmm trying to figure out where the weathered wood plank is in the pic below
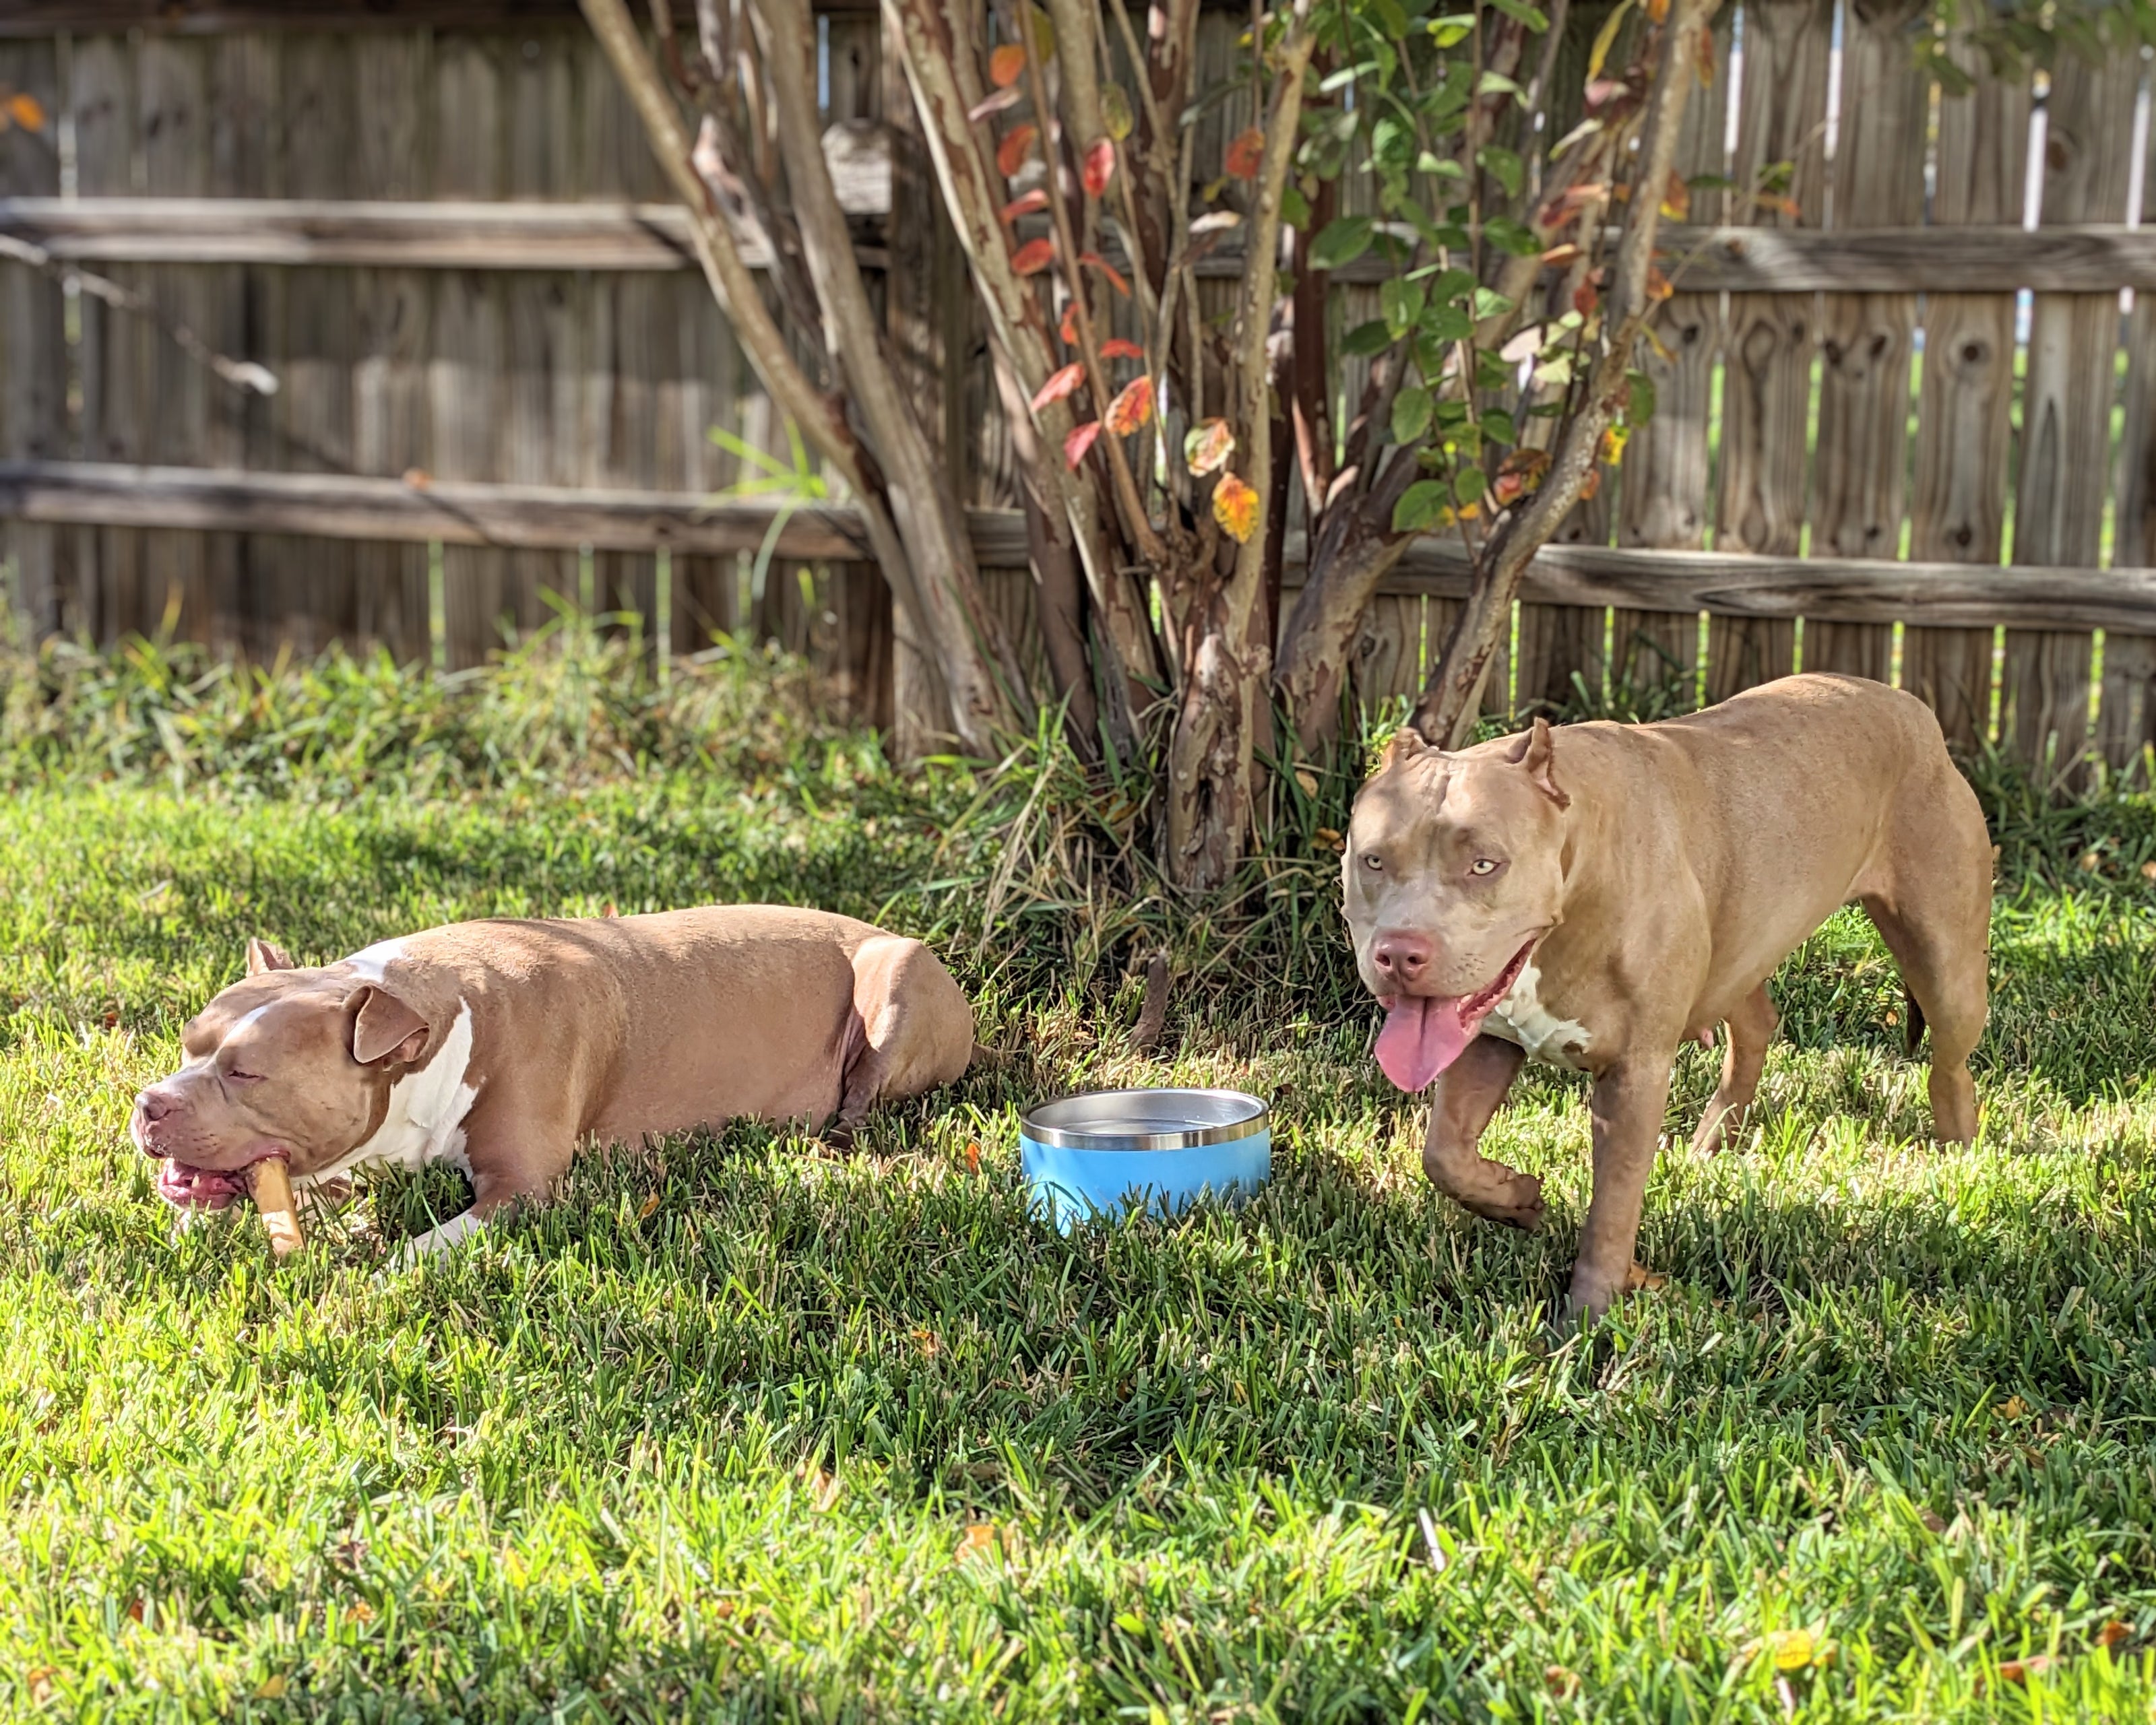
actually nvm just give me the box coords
[1804,0,1930,682]
[0,37,65,637]
[2002,57,2140,775]
[0,0,879,29]
[1903,46,2027,752]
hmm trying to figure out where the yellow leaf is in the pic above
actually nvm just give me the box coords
[1767,1629,1813,1670]
[637,1190,660,1220]
[2000,1395,2029,1419]
[255,1674,289,1699]
[1599,424,1631,468]
[959,1522,1001,1557]
[1586,0,1635,84]
[1102,85,1135,143]
[1211,472,1259,544]
[26,1668,55,1705]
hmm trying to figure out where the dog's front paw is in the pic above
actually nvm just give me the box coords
[1459,1171,1546,1233]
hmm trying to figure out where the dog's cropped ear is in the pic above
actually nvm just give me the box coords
[348,985,431,1066]
[247,938,296,976]
[1378,727,1432,773]
[1509,717,1570,810]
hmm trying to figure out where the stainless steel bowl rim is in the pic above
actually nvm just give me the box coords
[1019,1086,1269,1151]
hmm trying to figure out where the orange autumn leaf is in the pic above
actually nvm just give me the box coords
[1645,263,1674,301]
[1059,300,1081,345]
[1030,362,1085,412]
[1659,172,1690,221]
[1079,251,1131,296]
[1099,337,1144,360]
[1212,471,1259,543]
[1000,189,1050,222]
[963,1139,983,1173]
[1573,280,1600,316]
[959,1523,1001,1558]
[1579,467,1602,500]
[2099,1621,2132,1650]
[1081,137,1116,198]
[5,92,46,132]
[1224,125,1265,180]
[1011,236,1055,274]
[990,43,1027,88]
[997,123,1038,177]
[1645,0,1670,20]
[1600,424,1631,467]
[1104,375,1153,434]
[1184,417,1235,476]
[1063,419,1104,468]
[1998,1656,2055,1685]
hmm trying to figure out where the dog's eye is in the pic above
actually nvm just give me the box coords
[1362,853,1383,871]
[225,1068,264,1084]
[1469,857,1500,877]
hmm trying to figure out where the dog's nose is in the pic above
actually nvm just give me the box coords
[136,1086,177,1126]
[1371,931,1432,983]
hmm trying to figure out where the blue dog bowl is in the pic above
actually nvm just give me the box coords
[1019,1088,1271,1231]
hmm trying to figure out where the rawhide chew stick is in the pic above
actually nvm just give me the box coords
[247,1159,305,1258]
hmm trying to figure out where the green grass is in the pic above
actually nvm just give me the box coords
[7,637,2156,1720]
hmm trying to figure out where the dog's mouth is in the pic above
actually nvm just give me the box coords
[154,1148,284,1212]
[1372,940,1537,1093]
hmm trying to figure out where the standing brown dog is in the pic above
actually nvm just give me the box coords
[1341,674,1991,1325]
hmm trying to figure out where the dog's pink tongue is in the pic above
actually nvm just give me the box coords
[1374,994,1476,1092]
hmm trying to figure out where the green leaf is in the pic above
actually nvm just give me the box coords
[1479,409,1518,445]
[1371,0,1410,40]
[1627,369,1658,426]
[1281,183,1312,228]
[1394,479,1454,532]
[1475,71,1523,100]
[1587,0,1636,83]
[1308,216,1376,270]
[1427,304,1473,344]
[1470,286,1514,321]
[1452,465,1488,507]
[1416,151,1467,178]
[1485,0,1548,27]
[1484,216,1544,257]
[1475,350,1515,393]
[1476,145,1523,200]
[1427,12,1473,46]
[1391,385,1434,446]
[1381,279,1428,339]
[1342,319,1396,358]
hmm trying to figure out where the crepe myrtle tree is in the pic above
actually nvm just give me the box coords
[579,0,2134,890]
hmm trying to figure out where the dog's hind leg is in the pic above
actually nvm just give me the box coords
[835,938,976,1132]
[1690,983,1777,1156]
[1858,771,1992,1143]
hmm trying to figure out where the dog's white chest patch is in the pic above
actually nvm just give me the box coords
[296,1002,479,1188]
[1484,963,1592,1070]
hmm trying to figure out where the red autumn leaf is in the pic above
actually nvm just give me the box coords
[1572,280,1600,316]
[1212,472,1259,542]
[1224,125,1265,180]
[1059,300,1081,345]
[1000,189,1050,222]
[990,43,1027,88]
[967,86,1023,122]
[1099,338,1144,361]
[1063,420,1104,468]
[1104,375,1153,435]
[1011,236,1055,275]
[1030,362,1086,411]
[996,123,1038,177]
[1078,252,1131,296]
[1081,137,1116,198]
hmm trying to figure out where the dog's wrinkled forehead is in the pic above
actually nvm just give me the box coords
[181,973,349,1066]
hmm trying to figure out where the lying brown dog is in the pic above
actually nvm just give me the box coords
[1342,673,1990,1325]
[131,906,974,1260]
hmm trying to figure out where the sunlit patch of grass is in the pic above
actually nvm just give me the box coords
[5,639,2156,1718]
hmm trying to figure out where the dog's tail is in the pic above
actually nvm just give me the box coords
[1903,987,1926,1057]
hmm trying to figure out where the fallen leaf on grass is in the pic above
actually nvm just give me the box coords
[1998,1655,2055,1684]
[2000,1395,2030,1419]
[255,1675,288,1699]
[1766,1629,1813,1670]
[1919,1507,1947,1533]
[637,1191,660,1221]
[1312,828,1344,853]
[26,1669,54,1705]
[963,1140,982,1173]
[2099,1620,2131,1649]
[959,1522,1001,1558]
[1544,1666,1579,1699]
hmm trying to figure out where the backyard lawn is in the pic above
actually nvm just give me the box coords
[5,637,2156,1720]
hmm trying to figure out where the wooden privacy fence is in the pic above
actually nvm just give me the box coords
[1,1,2153,778]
